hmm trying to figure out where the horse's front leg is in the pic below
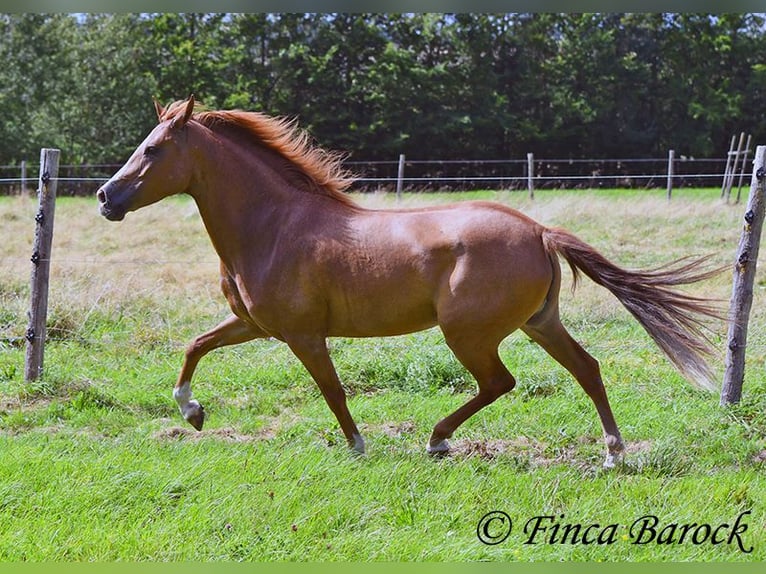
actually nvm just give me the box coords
[284,335,365,454]
[174,314,265,430]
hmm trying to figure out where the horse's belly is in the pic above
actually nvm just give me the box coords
[325,285,439,337]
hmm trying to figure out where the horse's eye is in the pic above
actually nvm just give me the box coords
[144,145,159,156]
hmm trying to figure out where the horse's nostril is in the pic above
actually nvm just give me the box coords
[97,188,107,204]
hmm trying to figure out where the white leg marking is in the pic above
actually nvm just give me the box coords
[603,450,624,469]
[173,381,201,420]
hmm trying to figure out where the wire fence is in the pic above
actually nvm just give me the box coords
[2,146,763,406]
[0,150,746,352]
[345,156,732,192]
[0,254,224,350]
[0,155,737,196]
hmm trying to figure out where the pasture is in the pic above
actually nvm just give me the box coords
[0,188,764,561]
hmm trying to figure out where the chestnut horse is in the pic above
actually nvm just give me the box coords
[97,96,721,467]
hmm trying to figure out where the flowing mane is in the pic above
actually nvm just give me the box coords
[160,100,357,205]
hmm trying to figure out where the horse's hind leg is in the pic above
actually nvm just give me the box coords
[174,314,264,430]
[427,334,516,454]
[522,314,626,468]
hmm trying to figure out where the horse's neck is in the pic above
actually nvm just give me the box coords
[187,137,327,271]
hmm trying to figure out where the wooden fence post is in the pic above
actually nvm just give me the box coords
[666,149,675,200]
[721,144,765,406]
[24,148,61,382]
[725,132,747,203]
[527,152,534,199]
[721,135,736,199]
[396,153,405,202]
[735,134,753,205]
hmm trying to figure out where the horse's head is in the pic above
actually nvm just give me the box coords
[97,96,196,221]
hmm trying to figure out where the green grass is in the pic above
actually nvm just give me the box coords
[1,189,765,561]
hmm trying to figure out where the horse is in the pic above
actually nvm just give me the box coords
[96,95,722,468]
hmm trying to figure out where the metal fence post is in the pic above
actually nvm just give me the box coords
[21,160,27,195]
[396,154,405,201]
[527,152,534,199]
[666,149,674,200]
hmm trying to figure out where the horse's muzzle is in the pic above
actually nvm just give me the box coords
[96,184,127,221]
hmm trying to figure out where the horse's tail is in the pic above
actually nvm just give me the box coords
[541,227,724,391]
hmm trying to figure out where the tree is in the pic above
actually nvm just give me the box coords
[0,14,79,163]
[0,13,764,170]
[63,14,159,165]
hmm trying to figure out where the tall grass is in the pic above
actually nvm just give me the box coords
[0,188,764,561]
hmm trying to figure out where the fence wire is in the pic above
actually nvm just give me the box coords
[0,149,748,354]
[0,178,736,360]
[0,155,740,194]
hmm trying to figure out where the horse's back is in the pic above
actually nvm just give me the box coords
[315,201,554,338]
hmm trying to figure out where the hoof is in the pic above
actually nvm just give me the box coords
[603,436,625,469]
[426,438,450,456]
[184,400,205,431]
[603,450,624,469]
[350,433,366,455]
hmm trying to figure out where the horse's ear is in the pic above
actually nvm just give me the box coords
[171,94,195,130]
[153,97,165,122]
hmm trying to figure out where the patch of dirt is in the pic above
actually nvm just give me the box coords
[1,394,56,411]
[0,397,25,412]
[374,420,417,438]
[152,426,261,443]
[448,436,549,462]
[445,436,655,466]
[152,409,303,443]
[753,450,766,463]
[624,439,654,455]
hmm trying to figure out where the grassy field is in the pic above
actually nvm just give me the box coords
[0,188,764,561]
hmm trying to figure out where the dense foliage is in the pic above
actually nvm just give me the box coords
[1,13,764,166]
